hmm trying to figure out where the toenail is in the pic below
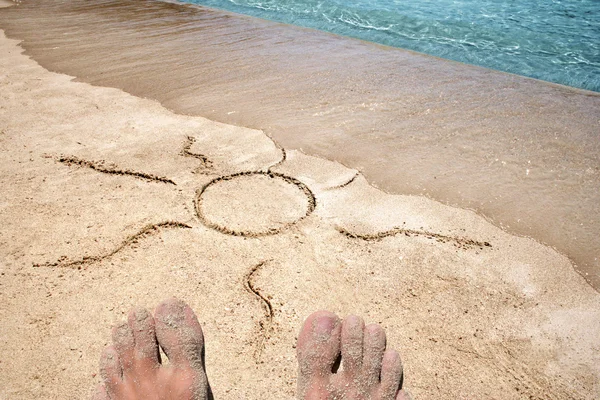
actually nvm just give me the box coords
[112,322,135,347]
[114,322,129,335]
[365,324,383,335]
[134,308,150,322]
[313,316,336,337]
[157,312,184,329]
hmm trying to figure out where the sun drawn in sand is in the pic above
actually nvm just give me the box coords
[39,134,491,268]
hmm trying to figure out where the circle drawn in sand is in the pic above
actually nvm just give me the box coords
[196,172,316,236]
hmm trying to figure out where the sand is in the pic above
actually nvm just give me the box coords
[0,22,599,400]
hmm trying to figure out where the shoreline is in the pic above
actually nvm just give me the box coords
[1,21,600,399]
[1,0,598,290]
[166,0,600,95]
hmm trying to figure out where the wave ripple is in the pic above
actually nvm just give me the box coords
[186,0,600,92]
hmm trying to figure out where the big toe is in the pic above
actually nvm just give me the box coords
[297,310,343,400]
[154,298,205,372]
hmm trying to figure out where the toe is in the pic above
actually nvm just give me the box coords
[99,345,123,397]
[297,311,342,378]
[128,307,160,370]
[378,349,403,399]
[341,315,365,375]
[362,324,386,386]
[154,298,205,371]
[297,311,342,398]
[112,321,135,372]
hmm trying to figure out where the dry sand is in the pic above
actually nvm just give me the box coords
[0,23,599,399]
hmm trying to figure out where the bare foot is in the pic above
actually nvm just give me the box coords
[92,298,211,400]
[297,311,411,400]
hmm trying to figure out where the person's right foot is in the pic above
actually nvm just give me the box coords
[297,311,411,400]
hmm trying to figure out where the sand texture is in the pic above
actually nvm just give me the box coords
[0,29,599,399]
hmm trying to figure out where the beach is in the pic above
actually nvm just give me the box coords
[1,0,599,290]
[1,0,600,398]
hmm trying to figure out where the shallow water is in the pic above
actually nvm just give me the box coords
[181,0,600,92]
[0,0,599,289]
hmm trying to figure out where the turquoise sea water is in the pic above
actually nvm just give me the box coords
[182,0,600,92]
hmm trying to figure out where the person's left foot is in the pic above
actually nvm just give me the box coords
[92,298,210,400]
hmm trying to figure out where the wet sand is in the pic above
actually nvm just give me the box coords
[0,0,598,290]
[1,9,600,399]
